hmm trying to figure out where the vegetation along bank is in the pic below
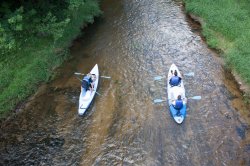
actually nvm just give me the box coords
[184,0,250,92]
[0,0,102,118]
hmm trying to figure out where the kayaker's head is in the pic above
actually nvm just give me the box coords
[174,70,177,76]
[177,95,182,100]
[91,74,96,81]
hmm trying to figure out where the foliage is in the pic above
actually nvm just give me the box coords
[184,0,250,84]
[37,12,71,42]
[0,0,102,117]
[0,7,24,53]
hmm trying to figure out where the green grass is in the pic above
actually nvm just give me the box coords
[0,0,101,118]
[184,0,250,84]
[0,39,66,116]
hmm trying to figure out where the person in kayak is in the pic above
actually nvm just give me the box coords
[169,70,182,86]
[171,95,187,110]
[173,95,183,110]
[81,73,95,96]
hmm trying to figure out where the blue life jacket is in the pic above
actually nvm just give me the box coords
[82,75,91,89]
[83,75,91,83]
[175,99,183,110]
[170,76,180,86]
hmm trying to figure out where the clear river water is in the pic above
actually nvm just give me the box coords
[1,0,249,165]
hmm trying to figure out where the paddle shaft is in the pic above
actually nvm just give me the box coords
[154,72,194,81]
[154,96,201,103]
[75,72,111,79]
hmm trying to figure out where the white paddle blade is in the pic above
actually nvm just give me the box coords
[189,96,201,100]
[100,76,111,79]
[184,72,194,77]
[154,76,164,81]
[153,99,165,103]
[74,72,84,75]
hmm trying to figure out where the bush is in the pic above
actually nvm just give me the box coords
[0,0,102,117]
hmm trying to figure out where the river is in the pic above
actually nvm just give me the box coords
[1,0,249,165]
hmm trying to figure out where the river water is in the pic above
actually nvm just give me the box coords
[1,0,250,165]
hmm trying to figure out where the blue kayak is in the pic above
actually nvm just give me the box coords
[169,104,187,122]
[167,64,187,124]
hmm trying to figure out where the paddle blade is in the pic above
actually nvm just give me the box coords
[189,96,201,100]
[100,76,111,79]
[184,72,194,77]
[153,99,165,103]
[154,76,164,81]
[74,72,84,75]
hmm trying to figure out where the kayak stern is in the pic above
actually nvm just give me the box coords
[169,104,186,124]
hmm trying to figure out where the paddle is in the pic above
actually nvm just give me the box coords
[153,96,201,103]
[184,72,194,77]
[189,96,201,100]
[74,72,111,79]
[154,76,164,81]
[154,72,195,81]
[94,91,102,96]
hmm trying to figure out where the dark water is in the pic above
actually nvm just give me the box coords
[1,0,250,165]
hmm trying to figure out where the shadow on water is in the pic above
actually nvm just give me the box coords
[1,0,250,165]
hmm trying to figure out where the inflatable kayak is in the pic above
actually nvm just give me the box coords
[78,64,99,116]
[167,64,186,124]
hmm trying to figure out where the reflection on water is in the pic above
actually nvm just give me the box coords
[1,0,249,165]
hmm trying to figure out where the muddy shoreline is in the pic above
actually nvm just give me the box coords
[184,9,250,123]
[187,12,250,94]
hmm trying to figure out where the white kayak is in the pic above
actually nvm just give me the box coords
[167,64,187,124]
[78,64,99,116]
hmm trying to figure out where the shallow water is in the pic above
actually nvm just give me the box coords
[1,0,249,165]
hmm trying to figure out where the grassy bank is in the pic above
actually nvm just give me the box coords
[184,0,250,84]
[0,0,102,117]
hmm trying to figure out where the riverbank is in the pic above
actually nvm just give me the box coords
[0,0,102,118]
[184,0,250,123]
[183,0,250,93]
